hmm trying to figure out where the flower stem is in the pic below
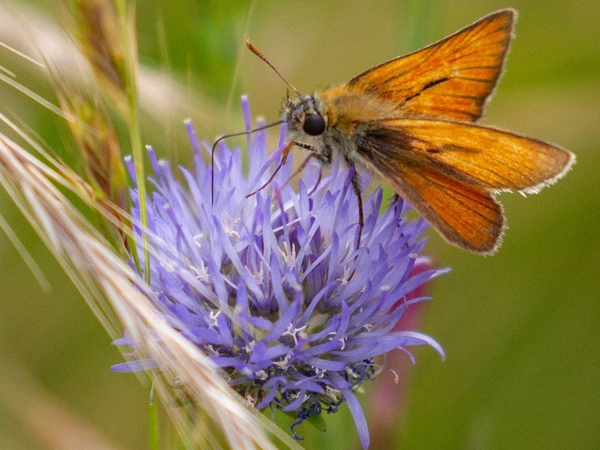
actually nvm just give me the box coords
[148,386,159,450]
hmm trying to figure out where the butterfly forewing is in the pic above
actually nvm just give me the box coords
[348,9,515,122]
[358,119,574,252]
[377,119,575,192]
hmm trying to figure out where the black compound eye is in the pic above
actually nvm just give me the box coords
[303,113,326,136]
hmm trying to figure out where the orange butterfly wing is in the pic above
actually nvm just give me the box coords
[386,162,504,254]
[359,119,574,253]
[348,9,515,122]
[378,119,575,192]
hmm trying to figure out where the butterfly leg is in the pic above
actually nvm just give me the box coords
[292,141,329,196]
[247,140,323,197]
[298,143,364,249]
[246,140,295,197]
[350,169,364,249]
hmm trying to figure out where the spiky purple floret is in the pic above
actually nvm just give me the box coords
[115,96,446,449]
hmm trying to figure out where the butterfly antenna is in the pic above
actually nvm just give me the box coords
[246,40,302,97]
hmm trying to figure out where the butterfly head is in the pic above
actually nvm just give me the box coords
[283,95,328,137]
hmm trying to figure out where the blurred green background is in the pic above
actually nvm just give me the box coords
[0,0,598,448]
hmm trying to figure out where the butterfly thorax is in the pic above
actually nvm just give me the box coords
[282,86,400,163]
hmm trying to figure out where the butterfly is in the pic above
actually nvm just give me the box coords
[246,9,575,254]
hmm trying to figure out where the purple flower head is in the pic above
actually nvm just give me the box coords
[116,96,446,449]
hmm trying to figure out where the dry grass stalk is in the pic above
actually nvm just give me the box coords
[0,2,222,137]
[48,62,129,247]
[62,0,132,115]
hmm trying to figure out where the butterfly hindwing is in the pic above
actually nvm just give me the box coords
[369,150,504,253]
